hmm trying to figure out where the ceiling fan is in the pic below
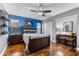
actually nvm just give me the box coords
[30,3,52,16]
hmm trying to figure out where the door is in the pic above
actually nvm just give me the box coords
[37,23,41,34]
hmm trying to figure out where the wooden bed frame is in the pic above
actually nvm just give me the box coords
[28,36,50,53]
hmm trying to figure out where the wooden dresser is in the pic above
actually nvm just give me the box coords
[8,35,23,44]
[56,34,77,48]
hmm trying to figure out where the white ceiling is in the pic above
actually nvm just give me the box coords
[3,3,79,20]
[0,3,6,10]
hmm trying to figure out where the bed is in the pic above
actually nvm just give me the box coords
[23,34,50,53]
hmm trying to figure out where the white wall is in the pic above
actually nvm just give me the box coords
[52,21,56,42]
[45,22,53,42]
[42,21,56,42]
[0,3,6,10]
[0,3,8,55]
[56,15,77,33]
[0,35,8,55]
[77,14,79,49]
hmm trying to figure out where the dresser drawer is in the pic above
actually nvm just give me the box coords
[8,35,23,44]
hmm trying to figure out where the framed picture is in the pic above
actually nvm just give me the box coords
[24,20,33,26]
[63,21,73,32]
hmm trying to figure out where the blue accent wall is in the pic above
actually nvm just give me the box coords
[8,14,42,34]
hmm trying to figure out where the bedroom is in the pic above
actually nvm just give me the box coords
[0,3,79,56]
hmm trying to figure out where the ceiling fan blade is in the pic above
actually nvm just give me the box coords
[30,10,38,12]
[43,10,51,13]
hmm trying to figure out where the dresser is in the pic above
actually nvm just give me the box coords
[8,35,23,44]
[56,34,77,48]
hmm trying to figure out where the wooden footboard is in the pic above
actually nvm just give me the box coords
[28,36,50,53]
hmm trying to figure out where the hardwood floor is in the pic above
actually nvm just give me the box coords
[3,43,26,56]
[3,42,79,56]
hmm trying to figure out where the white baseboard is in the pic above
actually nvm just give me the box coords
[51,40,56,43]
[0,44,8,56]
[76,48,79,51]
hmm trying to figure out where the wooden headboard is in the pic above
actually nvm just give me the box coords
[23,28,36,33]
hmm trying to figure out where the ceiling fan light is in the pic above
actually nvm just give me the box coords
[38,12,42,15]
